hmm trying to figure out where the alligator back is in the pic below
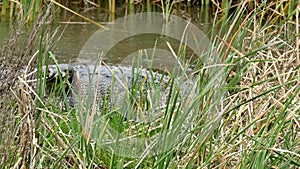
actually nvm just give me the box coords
[47,64,171,116]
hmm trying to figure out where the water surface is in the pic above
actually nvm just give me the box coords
[0,2,215,71]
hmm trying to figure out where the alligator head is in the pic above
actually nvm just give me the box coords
[45,64,74,82]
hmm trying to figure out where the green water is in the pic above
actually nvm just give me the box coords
[0,3,215,69]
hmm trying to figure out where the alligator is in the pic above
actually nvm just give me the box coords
[43,64,173,116]
[1,63,192,121]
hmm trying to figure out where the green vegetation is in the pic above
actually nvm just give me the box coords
[1,0,299,168]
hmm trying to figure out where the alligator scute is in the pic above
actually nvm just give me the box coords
[44,64,172,115]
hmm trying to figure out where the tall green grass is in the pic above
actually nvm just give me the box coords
[1,0,299,168]
[29,2,299,167]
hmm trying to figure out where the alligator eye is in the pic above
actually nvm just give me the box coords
[46,67,56,81]
[60,71,66,78]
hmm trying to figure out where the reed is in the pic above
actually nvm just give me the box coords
[108,0,116,13]
[0,0,299,168]
[1,1,296,24]
[1,0,8,15]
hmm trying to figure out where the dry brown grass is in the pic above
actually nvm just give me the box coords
[202,6,300,168]
[0,10,61,168]
[0,1,299,168]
